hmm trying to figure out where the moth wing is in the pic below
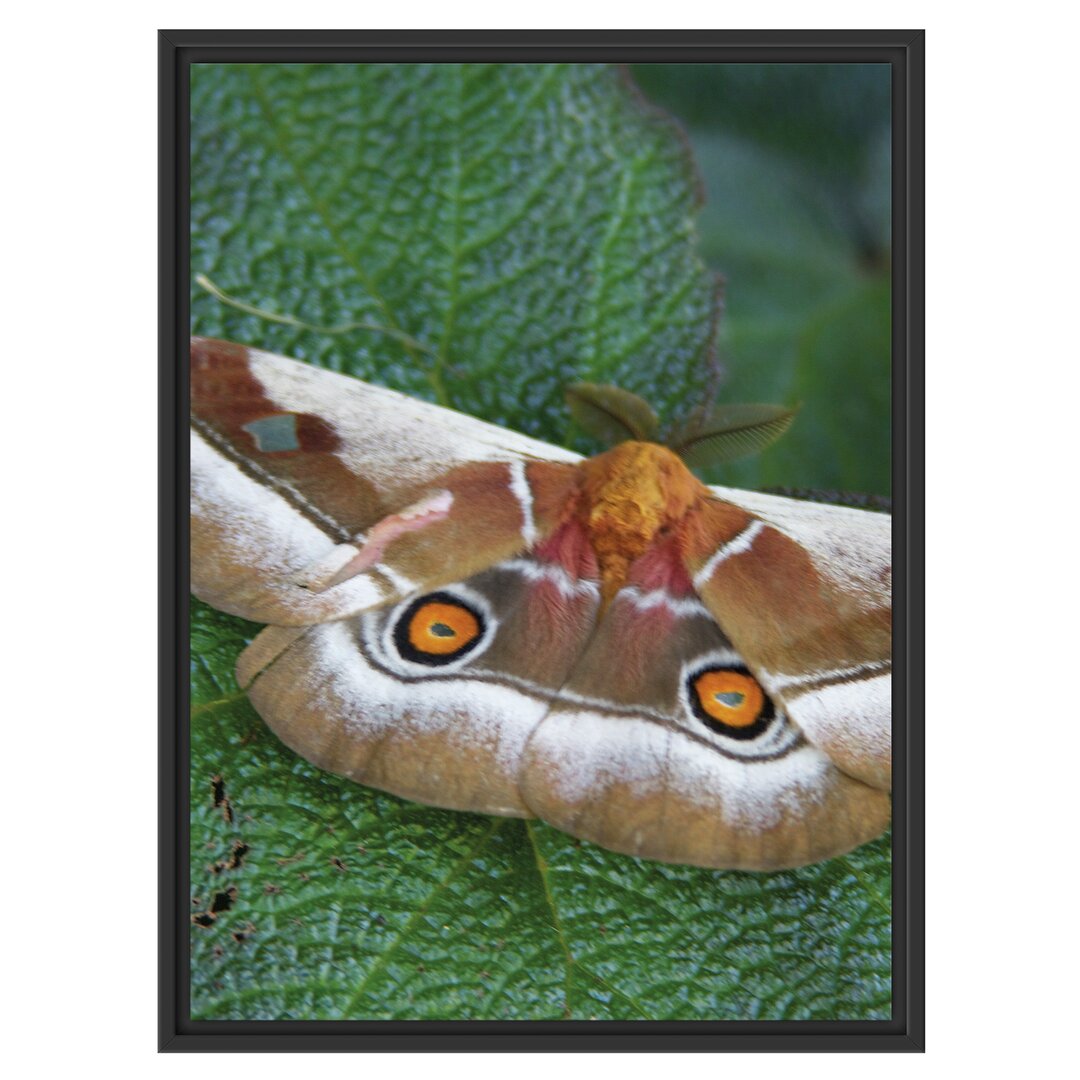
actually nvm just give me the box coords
[190,338,580,625]
[236,554,600,816]
[517,543,890,871]
[685,487,892,790]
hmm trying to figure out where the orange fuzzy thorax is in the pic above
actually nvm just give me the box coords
[577,442,707,605]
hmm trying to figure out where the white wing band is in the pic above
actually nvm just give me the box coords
[693,520,765,589]
[508,459,539,547]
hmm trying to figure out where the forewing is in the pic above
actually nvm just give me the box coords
[685,488,892,790]
[190,337,580,625]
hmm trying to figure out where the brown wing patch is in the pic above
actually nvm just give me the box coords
[686,501,890,676]
[367,461,546,593]
[524,459,582,535]
[191,337,384,539]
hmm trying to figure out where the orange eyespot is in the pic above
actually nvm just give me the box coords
[693,670,763,726]
[407,600,481,655]
[687,665,772,739]
[392,592,487,666]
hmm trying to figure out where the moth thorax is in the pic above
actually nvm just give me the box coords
[578,441,706,604]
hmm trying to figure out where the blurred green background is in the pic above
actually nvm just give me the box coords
[632,63,892,495]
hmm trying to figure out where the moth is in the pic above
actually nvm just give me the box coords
[190,337,891,871]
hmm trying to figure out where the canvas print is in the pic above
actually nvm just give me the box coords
[189,61,893,1021]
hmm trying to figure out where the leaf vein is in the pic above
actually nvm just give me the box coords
[337,818,504,1017]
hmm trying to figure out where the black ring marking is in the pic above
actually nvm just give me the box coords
[686,663,775,740]
[391,591,487,667]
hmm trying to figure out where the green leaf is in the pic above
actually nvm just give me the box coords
[190,62,891,1021]
[565,382,661,445]
[670,403,799,469]
[192,63,718,443]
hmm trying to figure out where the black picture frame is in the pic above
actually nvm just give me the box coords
[161,28,924,1052]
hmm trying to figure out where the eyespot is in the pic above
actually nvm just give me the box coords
[392,591,486,666]
[686,665,773,739]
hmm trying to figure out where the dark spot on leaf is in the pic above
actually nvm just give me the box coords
[263,883,282,895]
[210,887,238,914]
[211,775,233,823]
[331,857,347,871]
[210,839,249,875]
[192,912,216,928]
[417,964,426,973]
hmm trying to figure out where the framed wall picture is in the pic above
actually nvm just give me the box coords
[161,28,924,1051]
